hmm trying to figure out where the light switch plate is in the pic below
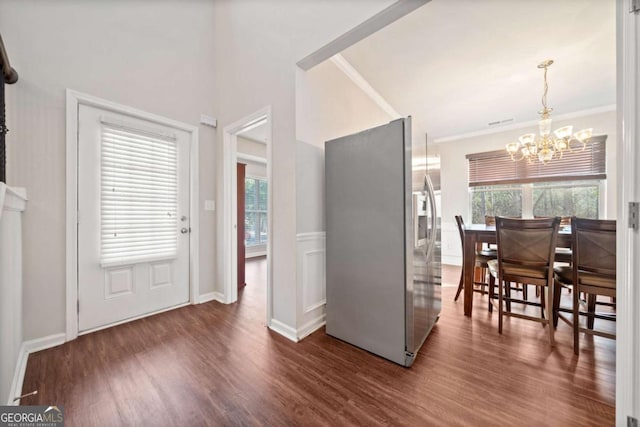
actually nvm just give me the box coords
[204,200,215,211]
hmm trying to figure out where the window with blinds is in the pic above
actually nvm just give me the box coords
[100,121,178,266]
[467,135,607,186]
[245,177,268,246]
[468,135,607,222]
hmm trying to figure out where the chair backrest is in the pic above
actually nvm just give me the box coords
[495,217,561,275]
[535,215,572,227]
[572,217,616,277]
[455,215,465,248]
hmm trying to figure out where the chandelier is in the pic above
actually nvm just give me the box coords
[505,60,593,165]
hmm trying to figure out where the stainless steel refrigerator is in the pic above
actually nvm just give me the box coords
[325,117,441,367]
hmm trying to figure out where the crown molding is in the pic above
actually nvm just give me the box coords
[433,104,617,144]
[330,54,401,119]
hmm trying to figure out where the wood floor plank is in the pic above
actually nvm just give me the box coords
[21,260,615,426]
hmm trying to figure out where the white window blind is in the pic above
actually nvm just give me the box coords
[100,121,178,266]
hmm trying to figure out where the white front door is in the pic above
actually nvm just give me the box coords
[77,104,191,332]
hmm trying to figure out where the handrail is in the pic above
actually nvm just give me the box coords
[0,34,18,84]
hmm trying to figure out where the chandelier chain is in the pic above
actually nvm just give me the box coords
[541,65,549,112]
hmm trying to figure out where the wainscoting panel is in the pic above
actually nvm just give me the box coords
[441,221,462,266]
[296,232,326,339]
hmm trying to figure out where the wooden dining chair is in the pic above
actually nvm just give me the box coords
[553,217,616,355]
[454,215,495,305]
[535,216,573,263]
[487,217,561,346]
[486,214,529,301]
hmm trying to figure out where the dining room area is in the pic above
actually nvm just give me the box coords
[430,62,618,422]
[334,1,621,422]
[431,121,618,424]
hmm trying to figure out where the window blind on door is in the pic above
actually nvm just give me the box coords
[100,122,178,266]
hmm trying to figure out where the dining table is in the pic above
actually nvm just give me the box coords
[462,223,572,317]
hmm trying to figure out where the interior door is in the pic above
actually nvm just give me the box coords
[77,104,190,332]
[237,162,246,289]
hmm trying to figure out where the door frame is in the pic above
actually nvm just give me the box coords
[221,106,272,325]
[65,89,200,341]
[617,0,640,422]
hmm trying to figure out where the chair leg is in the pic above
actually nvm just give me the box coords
[498,280,504,334]
[540,287,546,320]
[552,283,562,328]
[454,270,464,302]
[547,284,555,347]
[573,284,580,355]
[587,294,596,330]
[523,283,528,300]
[488,274,495,313]
[505,281,511,312]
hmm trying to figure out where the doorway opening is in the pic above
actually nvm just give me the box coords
[221,107,272,325]
[237,121,268,310]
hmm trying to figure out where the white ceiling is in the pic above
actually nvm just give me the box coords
[340,0,616,142]
[238,121,268,144]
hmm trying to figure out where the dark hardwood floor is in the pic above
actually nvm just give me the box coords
[21,260,615,426]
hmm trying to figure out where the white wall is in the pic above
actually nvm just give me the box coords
[296,60,393,149]
[0,0,217,340]
[295,58,395,234]
[212,0,395,335]
[433,109,617,265]
[237,137,267,178]
[237,136,267,159]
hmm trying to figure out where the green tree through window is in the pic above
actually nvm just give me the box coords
[245,177,268,246]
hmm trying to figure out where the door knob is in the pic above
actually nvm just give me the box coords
[181,227,189,234]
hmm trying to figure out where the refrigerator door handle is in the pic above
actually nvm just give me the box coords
[424,174,437,262]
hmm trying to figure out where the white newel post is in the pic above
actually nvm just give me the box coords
[0,184,27,405]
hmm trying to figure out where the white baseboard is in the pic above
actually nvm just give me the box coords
[268,319,298,342]
[8,343,28,405]
[199,291,225,304]
[9,333,66,405]
[297,313,326,340]
[23,333,66,355]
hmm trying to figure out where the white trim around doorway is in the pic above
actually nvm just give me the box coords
[221,106,273,327]
[65,89,200,342]
[616,0,639,422]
